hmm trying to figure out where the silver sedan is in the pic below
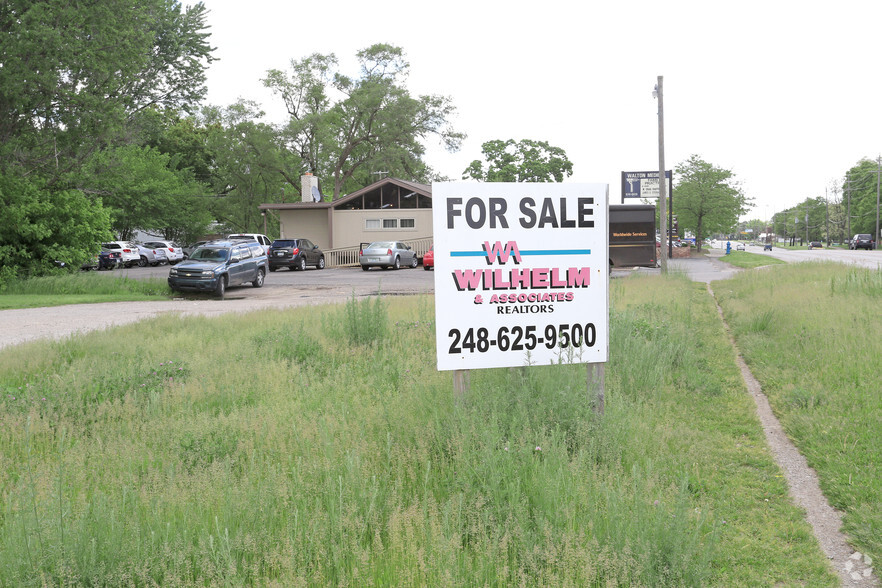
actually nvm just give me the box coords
[359,241,419,270]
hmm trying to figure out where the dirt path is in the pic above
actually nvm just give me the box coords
[708,283,877,586]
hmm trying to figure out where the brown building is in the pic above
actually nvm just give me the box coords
[259,175,433,261]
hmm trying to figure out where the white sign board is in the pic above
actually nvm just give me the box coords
[432,182,609,371]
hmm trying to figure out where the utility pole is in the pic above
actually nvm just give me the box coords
[846,173,852,241]
[654,76,667,273]
[873,155,882,249]
[825,187,830,245]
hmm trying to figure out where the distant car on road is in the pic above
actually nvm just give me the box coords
[850,234,874,250]
[763,243,773,251]
[359,241,418,271]
[736,243,746,251]
[808,241,822,249]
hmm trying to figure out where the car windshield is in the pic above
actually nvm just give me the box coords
[190,248,229,261]
[272,240,298,247]
[367,241,394,249]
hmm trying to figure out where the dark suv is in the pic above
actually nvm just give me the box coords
[168,240,267,296]
[850,234,875,250]
[268,238,325,271]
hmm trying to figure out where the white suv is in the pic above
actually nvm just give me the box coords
[227,233,272,255]
[143,240,184,264]
[102,241,140,268]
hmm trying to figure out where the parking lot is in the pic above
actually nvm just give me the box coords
[100,262,437,300]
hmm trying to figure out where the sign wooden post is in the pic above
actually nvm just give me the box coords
[587,363,605,414]
[453,369,470,403]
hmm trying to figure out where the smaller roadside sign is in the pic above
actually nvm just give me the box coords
[621,171,672,201]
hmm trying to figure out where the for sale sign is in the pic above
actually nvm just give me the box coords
[432,182,609,371]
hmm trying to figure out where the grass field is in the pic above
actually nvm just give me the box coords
[716,251,786,269]
[0,269,856,585]
[0,273,172,309]
[715,261,882,568]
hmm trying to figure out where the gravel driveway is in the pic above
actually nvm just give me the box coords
[0,267,434,350]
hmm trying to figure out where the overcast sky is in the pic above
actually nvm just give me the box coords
[196,0,882,221]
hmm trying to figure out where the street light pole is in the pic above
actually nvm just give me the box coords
[654,76,667,273]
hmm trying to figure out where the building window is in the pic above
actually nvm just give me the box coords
[383,219,398,229]
[400,218,415,228]
[365,219,381,229]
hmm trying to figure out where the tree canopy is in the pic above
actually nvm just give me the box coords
[0,0,215,179]
[263,44,464,199]
[673,155,751,251]
[462,139,574,182]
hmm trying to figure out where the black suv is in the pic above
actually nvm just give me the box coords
[268,238,325,271]
[168,240,267,296]
[850,234,875,250]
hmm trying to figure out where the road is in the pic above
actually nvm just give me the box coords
[734,243,882,269]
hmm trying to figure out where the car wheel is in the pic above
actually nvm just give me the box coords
[317,256,325,270]
[424,263,431,271]
[298,257,307,271]
[410,255,418,269]
[252,268,265,288]
[139,256,148,267]
[393,257,400,270]
[361,265,370,271]
[215,275,227,297]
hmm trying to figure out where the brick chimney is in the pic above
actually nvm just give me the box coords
[301,173,320,203]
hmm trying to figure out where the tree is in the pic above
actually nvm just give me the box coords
[673,155,751,251]
[842,158,882,238]
[0,174,113,285]
[200,101,302,235]
[462,139,574,182]
[0,0,215,180]
[74,144,213,243]
[263,44,464,199]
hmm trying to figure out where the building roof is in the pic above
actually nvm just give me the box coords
[259,177,432,211]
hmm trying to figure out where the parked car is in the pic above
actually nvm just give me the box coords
[267,238,324,271]
[422,245,434,271]
[359,241,418,270]
[168,240,267,297]
[736,242,746,251]
[135,244,167,267]
[143,240,184,264]
[101,241,140,267]
[183,241,208,259]
[82,247,122,271]
[808,241,822,249]
[227,233,272,255]
[850,234,874,250]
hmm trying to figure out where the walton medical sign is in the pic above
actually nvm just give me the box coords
[431,182,609,371]
[621,170,672,201]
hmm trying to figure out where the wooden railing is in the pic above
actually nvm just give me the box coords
[325,236,434,268]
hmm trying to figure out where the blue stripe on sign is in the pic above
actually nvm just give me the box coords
[450,249,591,257]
